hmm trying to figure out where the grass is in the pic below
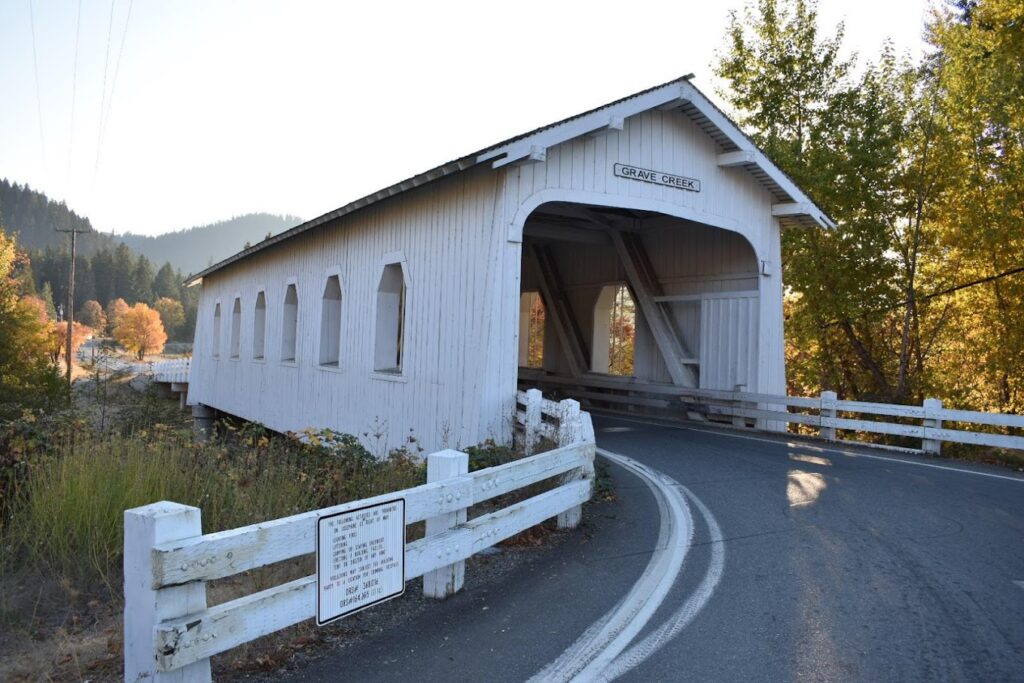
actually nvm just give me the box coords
[3,421,425,598]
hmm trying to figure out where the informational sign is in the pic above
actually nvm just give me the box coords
[613,163,701,192]
[316,498,406,626]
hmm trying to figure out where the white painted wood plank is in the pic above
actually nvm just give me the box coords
[154,480,592,671]
[937,408,1024,429]
[926,427,1024,450]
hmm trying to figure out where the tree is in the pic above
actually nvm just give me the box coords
[715,0,951,403]
[106,297,129,334]
[153,297,185,339]
[0,230,65,419]
[79,299,107,331]
[49,321,92,365]
[40,281,58,320]
[131,254,155,303]
[924,0,1024,411]
[114,302,167,359]
[153,262,181,300]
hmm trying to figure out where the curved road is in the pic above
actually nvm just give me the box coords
[279,416,1024,682]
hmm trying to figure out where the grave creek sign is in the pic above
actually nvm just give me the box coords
[613,163,701,192]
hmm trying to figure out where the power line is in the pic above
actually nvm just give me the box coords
[93,0,117,176]
[824,263,1024,328]
[27,0,48,180]
[96,0,134,166]
[67,0,83,189]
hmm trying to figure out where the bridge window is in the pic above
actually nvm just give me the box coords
[518,291,545,369]
[320,275,342,367]
[230,297,242,359]
[212,303,221,358]
[374,263,406,373]
[252,291,266,359]
[281,284,298,362]
[592,284,635,376]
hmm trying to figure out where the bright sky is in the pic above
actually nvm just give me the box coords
[0,0,933,236]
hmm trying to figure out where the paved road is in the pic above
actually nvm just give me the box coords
[278,416,1024,682]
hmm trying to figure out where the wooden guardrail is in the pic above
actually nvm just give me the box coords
[518,371,1024,454]
[123,394,594,682]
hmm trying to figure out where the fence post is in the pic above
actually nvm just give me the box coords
[124,501,210,683]
[557,399,584,529]
[732,383,747,429]
[820,390,837,441]
[423,449,469,599]
[524,388,542,456]
[923,398,943,455]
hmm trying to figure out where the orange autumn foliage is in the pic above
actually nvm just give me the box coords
[114,303,167,359]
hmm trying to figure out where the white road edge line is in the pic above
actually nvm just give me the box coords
[601,417,1023,484]
[683,426,1024,483]
[527,449,693,683]
[596,482,725,681]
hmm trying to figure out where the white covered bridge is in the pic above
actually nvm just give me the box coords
[184,76,831,452]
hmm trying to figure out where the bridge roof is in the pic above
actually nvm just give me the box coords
[186,76,833,286]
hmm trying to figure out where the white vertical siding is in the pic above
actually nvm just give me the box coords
[190,103,787,452]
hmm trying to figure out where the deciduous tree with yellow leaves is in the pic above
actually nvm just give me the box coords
[114,303,168,360]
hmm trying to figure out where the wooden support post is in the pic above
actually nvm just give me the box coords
[124,502,210,683]
[923,398,943,455]
[524,388,542,456]
[820,390,837,441]
[557,399,585,529]
[423,449,469,599]
[526,244,589,376]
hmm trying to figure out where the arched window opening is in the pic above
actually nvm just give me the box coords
[591,284,635,376]
[281,284,298,362]
[212,303,221,358]
[252,291,266,359]
[518,291,546,369]
[230,297,242,358]
[319,275,342,367]
[374,263,406,373]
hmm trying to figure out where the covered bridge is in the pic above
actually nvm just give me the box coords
[185,76,832,452]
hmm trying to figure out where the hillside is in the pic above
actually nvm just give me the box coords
[0,179,120,255]
[0,179,299,276]
[118,213,300,277]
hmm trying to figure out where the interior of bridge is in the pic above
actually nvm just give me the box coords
[516,201,762,419]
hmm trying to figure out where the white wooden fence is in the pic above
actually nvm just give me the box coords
[123,394,594,682]
[152,358,191,385]
[518,372,1024,454]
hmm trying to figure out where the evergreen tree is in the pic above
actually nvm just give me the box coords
[112,244,135,302]
[39,281,57,321]
[153,262,181,300]
[131,255,155,303]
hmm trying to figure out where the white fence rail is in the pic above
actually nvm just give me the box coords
[124,394,594,681]
[152,358,191,384]
[518,371,1024,454]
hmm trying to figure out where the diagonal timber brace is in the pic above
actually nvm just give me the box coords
[526,243,590,377]
[607,229,699,388]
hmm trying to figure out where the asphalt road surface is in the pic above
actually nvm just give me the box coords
[279,416,1024,682]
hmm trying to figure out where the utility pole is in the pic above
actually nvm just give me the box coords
[56,226,91,386]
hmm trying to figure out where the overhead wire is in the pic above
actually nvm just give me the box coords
[823,263,1024,328]
[93,0,117,176]
[96,0,134,167]
[27,0,48,181]
[67,0,83,190]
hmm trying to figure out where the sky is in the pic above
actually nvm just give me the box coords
[0,0,934,236]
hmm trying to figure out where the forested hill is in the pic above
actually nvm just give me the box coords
[0,179,299,275]
[118,213,300,277]
[0,179,120,255]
